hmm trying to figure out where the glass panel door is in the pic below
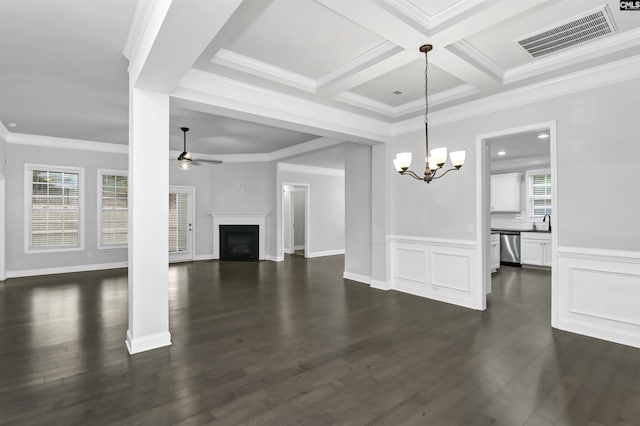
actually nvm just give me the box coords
[168,186,194,262]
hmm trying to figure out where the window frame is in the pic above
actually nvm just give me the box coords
[97,169,128,250]
[24,163,85,254]
[526,168,552,218]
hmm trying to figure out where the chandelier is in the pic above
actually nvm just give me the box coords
[393,44,465,182]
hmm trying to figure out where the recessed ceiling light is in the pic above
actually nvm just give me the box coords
[497,151,506,156]
[7,122,17,128]
[392,90,403,95]
[537,133,549,139]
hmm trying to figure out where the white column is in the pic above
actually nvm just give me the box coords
[125,87,171,354]
[371,143,391,289]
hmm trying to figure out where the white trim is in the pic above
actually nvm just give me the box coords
[0,176,5,281]
[393,55,640,135]
[7,261,128,279]
[306,249,345,258]
[193,254,216,261]
[266,254,284,262]
[476,120,558,324]
[211,49,317,92]
[97,169,128,250]
[24,163,85,254]
[450,40,504,79]
[557,319,640,350]
[387,235,477,249]
[210,213,267,260]
[8,133,128,154]
[279,183,310,260]
[270,137,345,161]
[294,245,304,250]
[126,330,172,355]
[317,41,401,88]
[381,0,489,29]
[277,163,345,177]
[556,246,640,263]
[371,279,391,291]
[0,121,9,139]
[343,271,371,285]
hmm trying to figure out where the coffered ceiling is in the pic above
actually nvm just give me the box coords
[1,0,639,156]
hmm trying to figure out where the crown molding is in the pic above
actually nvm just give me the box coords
[211,49,317,92]
[277,162,344,177]
[317,41,402,88]
[269,137,344,161]
[337,83,476,118]
[504,27,640,84]
[122,0,155,60]
[378,0,489,31]
[6,133,128,154]
[449,40,504,80]
[392,54,640,135]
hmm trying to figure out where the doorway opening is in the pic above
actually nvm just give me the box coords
[476,121,558,327]
[168,186,195,263]
[282,184,309,258]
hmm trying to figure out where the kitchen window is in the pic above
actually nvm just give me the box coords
[25,164,84,252]
[98,170,128,248]
[527,169,552,217]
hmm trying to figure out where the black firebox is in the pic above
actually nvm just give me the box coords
[219,225,259,261]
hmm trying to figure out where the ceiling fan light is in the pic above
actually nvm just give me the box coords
[178,159,192,171]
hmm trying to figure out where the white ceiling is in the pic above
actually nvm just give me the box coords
[488,130,551,162]
[2,0,640,158]
[280,144,346,170]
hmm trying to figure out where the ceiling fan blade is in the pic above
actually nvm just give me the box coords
[195,159,223,164]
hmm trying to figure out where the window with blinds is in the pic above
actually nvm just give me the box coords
[28,167,82,250]
[168,192,189,253]
[99,171,128,247]
[528,170,552,217]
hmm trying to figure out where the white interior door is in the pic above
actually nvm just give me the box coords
[169,186,194,262]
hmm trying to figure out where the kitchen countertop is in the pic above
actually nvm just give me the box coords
[491,228,552,234]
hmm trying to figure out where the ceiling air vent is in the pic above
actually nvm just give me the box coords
[516,6,616,58]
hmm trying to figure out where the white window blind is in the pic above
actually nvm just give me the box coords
[528,171,552,217]
[100,172,128,246]
[168,193,188,253]
[30,169,80,249]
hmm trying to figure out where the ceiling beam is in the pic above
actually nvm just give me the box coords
[125,0,243,92]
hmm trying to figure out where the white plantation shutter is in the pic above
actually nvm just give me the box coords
[168,192,188,253]
[528,171,552,217]
[30,169,81,249]
[100,173,128,246]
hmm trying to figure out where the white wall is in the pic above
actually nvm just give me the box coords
[389,78,640,346]
[5,142,129,274]
[277,165,345,258]
[344,143,372,281]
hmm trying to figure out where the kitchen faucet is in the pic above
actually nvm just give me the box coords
[543,214,551,231]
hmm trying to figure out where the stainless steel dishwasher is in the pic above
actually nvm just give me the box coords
[499,231,521,265]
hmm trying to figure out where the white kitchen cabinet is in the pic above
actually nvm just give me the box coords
[521,232,552,267]
[490,173,521,212]
[491,233,500,273]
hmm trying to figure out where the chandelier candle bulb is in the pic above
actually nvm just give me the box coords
[450,151,466,168]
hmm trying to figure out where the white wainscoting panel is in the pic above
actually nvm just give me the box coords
[557,246,640,348]
[389,236,481,310]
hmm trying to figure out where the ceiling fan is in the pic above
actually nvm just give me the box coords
[177,127,222,170]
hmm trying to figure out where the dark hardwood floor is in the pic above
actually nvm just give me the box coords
[0,257,639,425]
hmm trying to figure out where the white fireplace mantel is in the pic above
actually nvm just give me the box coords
[210,213,267,260]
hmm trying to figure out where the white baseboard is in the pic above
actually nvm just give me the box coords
[125,330,172,355]
[193,254,216,261]
[266,255,284,262]
[294,245,304,250]
[306,249,345,258]
[7,261,128,278]
[343,271,371,285]
[371,279,391,291]
[559,318,640,349]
